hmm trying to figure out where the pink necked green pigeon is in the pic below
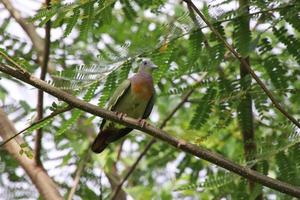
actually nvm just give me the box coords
[91,59,157,153]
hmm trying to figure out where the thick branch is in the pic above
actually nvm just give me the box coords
[0,108,63,200]
[1,65,300,197]
[183,0,300,128]
[35,0,51,166]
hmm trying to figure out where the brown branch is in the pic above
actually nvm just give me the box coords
[0,105,72,148]
[1,64,300,197]
[0,108,63,200]
[116,140,124,162]
[67,150,91,200]
[35,0,51,166]
[183,0,300,129]
[106,170,127,200]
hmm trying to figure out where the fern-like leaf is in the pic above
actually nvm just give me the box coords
[190,88,217,129]
[98,71,117,108]
[56,81,99,135]
[80,1,95,40]
[64,8,80,37]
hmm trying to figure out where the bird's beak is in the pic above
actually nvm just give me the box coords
[151,64,158,70]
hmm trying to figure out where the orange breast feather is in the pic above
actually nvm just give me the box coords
[131,79,153,100]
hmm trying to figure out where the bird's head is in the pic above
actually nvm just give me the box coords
[138,59,158,74]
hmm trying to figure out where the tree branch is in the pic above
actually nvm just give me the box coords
[0,108,63,200]
[1,65,299,197]
[183,0,300,129]
[35,0,51,166]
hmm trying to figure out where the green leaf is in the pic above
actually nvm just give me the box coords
[190,89,217,129]
[64,8,80,37]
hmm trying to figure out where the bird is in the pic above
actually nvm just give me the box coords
[91,59,157,153]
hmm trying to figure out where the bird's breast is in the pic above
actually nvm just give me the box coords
[130,75,154,101]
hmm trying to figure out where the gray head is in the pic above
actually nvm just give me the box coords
[138,59,158,74]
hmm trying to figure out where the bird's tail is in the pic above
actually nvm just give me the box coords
[91,127,133,153]
[91,130,109,154]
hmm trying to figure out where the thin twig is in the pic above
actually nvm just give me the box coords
[0,105,72,148]
[183,0,300,128]
[35,0,51,166]
[111,73,207,199]
[0,49,27,73]
[1,64,300,197]
[67,149,91,200]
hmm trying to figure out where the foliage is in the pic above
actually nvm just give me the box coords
[0,0,300,199]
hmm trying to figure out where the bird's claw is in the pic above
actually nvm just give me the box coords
[138,119,148,128]
[115,112,127,120]
[177,139,187,148]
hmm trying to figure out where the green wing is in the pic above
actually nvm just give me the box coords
[107,79,131,110]
[100,79,131,129]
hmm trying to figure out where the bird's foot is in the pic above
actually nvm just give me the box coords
[177,139,187,148]
[138,118,148,128]
[115,112,127,120]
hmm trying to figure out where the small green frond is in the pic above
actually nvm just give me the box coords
[38,9,57,26]
[98,70,117,107]
[117,61,131,85]
[190,88,217,129]
[57,109,82,136]
[252,86,269,120]
[150,45,174,83]
[31,5,58,22]
[258,37,272,55]
[279,2,300,32]
[175,172,234,191]
[263,55,288,89]
[56,81,99,136]
[25,117,53,135]
[189,30,204,62]
[233,16,251,56]
[83,81,100,101]
[80,1,95,40]
[121,0,137,20]
[203,172,234,189]
[64,8,80,37]
[273,26,300,64]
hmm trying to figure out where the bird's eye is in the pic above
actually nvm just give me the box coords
[143,61,148,65]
